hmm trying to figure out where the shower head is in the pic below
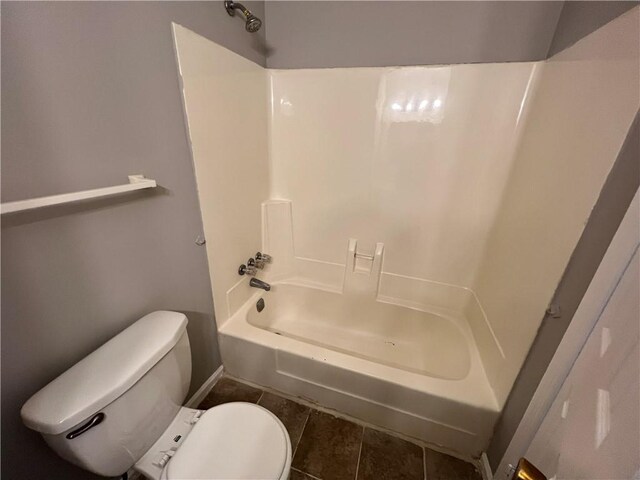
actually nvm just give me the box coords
[224,1,262,33]
[245,14,262,33]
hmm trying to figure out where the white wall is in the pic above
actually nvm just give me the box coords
[268,63,538,292]
[467,7,640,405]
[265,62,540,406]
[173,24,269,325]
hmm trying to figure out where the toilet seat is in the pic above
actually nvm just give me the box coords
[161,402,291,480]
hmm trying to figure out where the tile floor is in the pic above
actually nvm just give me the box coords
[198,377,482,480]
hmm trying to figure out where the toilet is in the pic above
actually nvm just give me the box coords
[20,311,292,479]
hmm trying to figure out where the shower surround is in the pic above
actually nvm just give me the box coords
[173,7,639,457]
[218,61,538,455]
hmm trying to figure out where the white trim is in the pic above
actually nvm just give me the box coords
[480,452,494,480]
[470,289,506,360]
[0,175,156,214]
[495,189,639,479]
[185,365,224,408]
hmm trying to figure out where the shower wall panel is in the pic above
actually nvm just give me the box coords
[468,7,640,405]
[173,24,269,325]
[268,63,538,295]
[267,63,540,402]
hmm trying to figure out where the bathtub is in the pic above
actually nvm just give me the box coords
[219,281,500,457]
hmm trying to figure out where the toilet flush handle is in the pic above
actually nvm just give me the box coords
[66,412,105,439]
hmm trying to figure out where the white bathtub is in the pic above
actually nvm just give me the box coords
[219,282,500,457]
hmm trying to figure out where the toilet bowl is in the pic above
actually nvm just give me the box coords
[20,311,292,479]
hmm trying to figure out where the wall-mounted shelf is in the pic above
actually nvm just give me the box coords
[1,175,157,215]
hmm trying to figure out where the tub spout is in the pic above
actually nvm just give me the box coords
[249,278,271,291]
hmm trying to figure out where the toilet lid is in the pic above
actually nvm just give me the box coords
[165,402,291,480]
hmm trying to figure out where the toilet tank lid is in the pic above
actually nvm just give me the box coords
[21,311,188,435]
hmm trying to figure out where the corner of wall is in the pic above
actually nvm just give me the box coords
[463,291,508,405]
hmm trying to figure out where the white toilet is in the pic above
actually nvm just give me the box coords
[20,311,292,479]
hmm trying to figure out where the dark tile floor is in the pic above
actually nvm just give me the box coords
[198,376,482,480]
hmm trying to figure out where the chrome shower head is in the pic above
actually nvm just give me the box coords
[245,14,262,33]
[224,1,262,33]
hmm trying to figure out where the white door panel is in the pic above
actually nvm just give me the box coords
[526,249,639,480]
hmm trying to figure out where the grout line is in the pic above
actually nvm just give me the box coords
[256,390,265,404]
[353,426,364,480]
[423,446,427,480]
[292,467,322,480]
[292,410,311,460]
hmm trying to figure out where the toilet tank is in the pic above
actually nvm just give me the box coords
[21,311,192,477]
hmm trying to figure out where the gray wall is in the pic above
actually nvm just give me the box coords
[264,1,564,68]
[264,1,637,69]
[1,2,265,479]
[548,1,638,56]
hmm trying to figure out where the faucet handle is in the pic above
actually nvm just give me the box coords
[255,252,272,263]
[238,263,257,276]
[248,257,264,270]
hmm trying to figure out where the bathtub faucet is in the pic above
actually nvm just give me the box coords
[249,278,271,291]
